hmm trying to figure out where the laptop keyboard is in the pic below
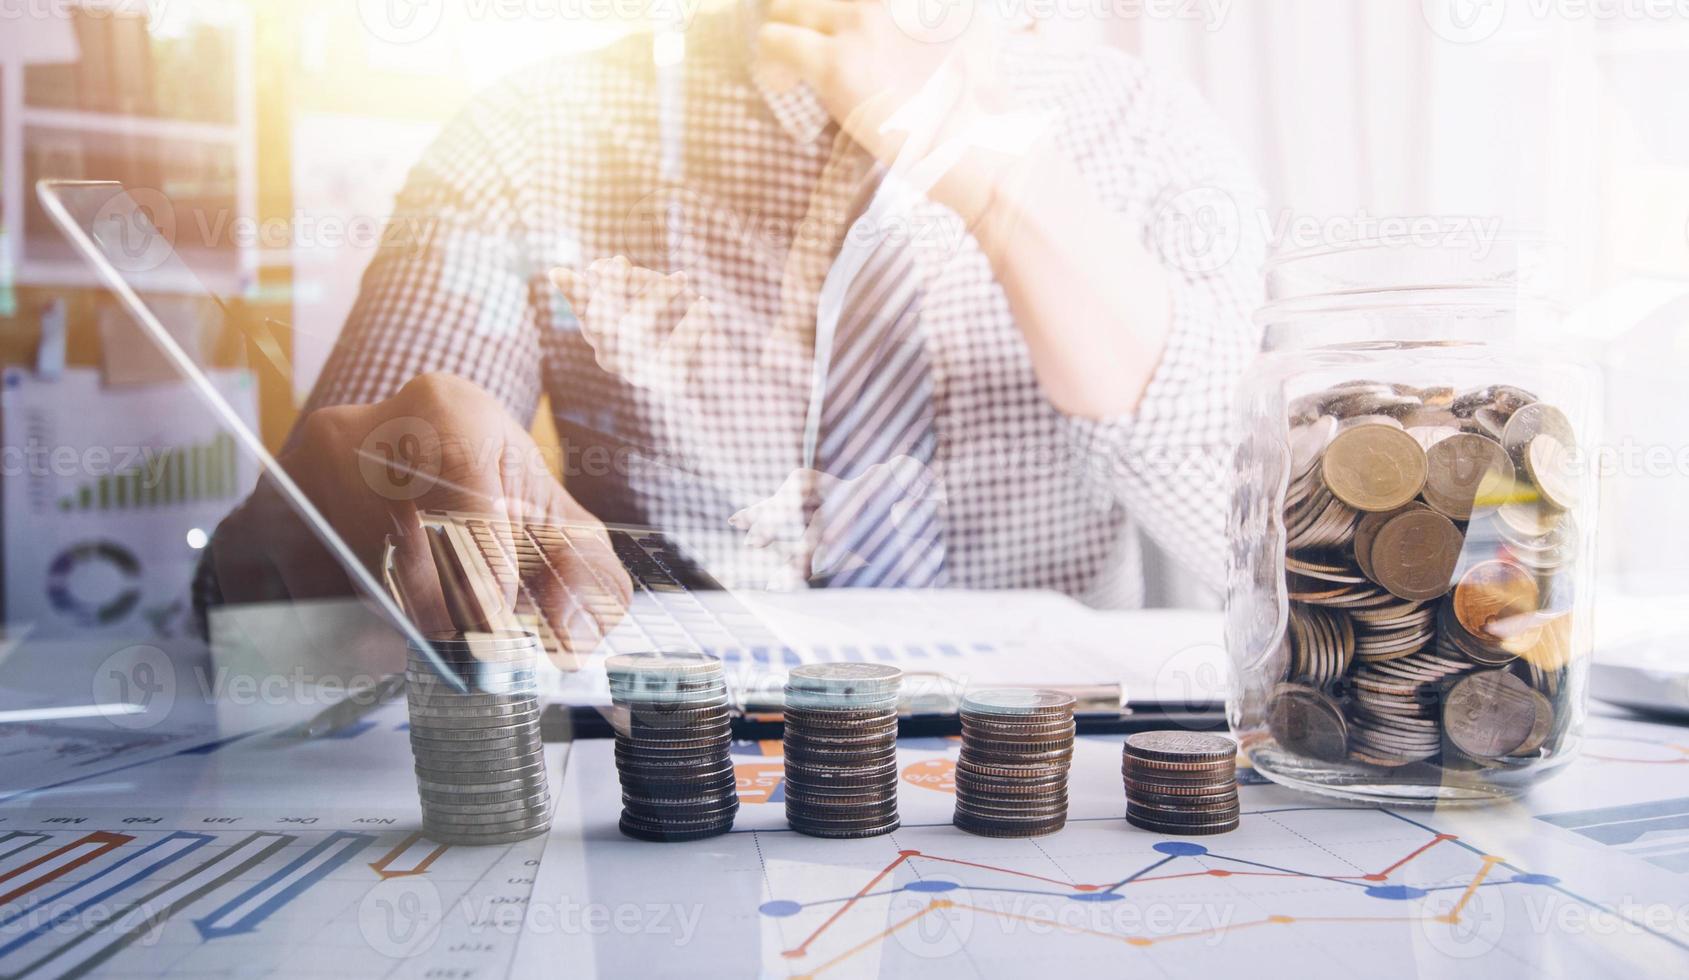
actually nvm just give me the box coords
[440,513,769,661]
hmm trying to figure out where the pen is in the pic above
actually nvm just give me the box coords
[279,673,407,739]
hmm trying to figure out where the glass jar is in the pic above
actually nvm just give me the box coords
[1226,237,1601,804]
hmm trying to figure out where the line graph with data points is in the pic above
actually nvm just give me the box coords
[751,805,1689,978]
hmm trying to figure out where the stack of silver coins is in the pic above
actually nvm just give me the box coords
[606,653,739,842]
[405,629,550,845]
[782,663,903,839]
[953,690,1076,838]
[1123,732,1239,835]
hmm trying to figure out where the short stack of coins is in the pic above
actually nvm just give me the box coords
[1267,381,1584,775]
[405,629,551,845]
[605,653,739,842]
[781,663,903,839]
[953,690,1075,838]
[1123,732,1240,835]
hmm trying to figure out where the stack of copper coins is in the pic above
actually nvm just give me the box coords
[406,629,551,845]
[1123,732,1240,835]
[606,653,739,842]
[953,690,1076,838]
[781,663,903,839]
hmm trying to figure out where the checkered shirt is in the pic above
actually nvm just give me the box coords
[303,6,1267,604]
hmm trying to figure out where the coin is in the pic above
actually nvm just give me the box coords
[1123,731,1236,764]
[618,817,737,843]
[1453,560,1542,647]
[1443,670,1541,759]
[404,632,551,844]
[1321,424,1428,512]
[1267,684,1348,762]
[1422,433,1515,520]
[782,667,903,839]
[1524,433,1580,511]
[607,654,738,842]
[961,689,1077,717]
[1508,686,1556,757]
[1353,506,1418,582]
[1125,811,1238,835]
[952,690,1074,838]
[1501,402,1576,461]
[787,662,903,692]
[1369,508,1463,602]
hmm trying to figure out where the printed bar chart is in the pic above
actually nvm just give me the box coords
[57,433,237,512]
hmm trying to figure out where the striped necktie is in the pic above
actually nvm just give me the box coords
[803,171,948,588]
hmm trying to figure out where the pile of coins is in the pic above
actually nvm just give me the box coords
[606,653,739,842]
[1267,381,1583,775]
[953,690,1075,838]
[405,630,551,844]
[781,664,903,839]
[1123,732,1240,835]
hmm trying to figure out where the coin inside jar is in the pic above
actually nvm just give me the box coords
[1267,684,1348,761]
[1502,402,1576,462]
[1320,423,1428,512]
[1368,508,1463,602]
[1421,433,1515,520]
[1524,433,1580,511]
[1442,669,1541,759]
[1453,560,1542,648]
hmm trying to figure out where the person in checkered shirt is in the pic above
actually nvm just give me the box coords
[208,0,1265,654]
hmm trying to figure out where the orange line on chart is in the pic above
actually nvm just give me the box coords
[914,853,1099,891]
[951,900,1155,945]
[783,830,1465,963]
[799,900,948,979]
[1444,855,1503,923]
[369,832,449,878]
[1374,833,1456,879]
[786,852,913,957]
[805,901,1442,973]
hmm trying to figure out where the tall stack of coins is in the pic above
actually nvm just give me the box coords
[406,630,551,845]
[781,664,903,839]
[1267,381,1583,775]
[953,690,1075,838]
[606,653,739,842]
[1123,732,1240,835]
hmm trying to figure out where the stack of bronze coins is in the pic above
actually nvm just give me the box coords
[405,629,551,845]
[1123,732,1239,835]
[781,663,903,839]
[953,690,1076,838]
[605,653,739,842]
[1267,382,1584,775]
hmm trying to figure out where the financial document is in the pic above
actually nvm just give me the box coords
[6,693,1689,977]
[543,590,1228,709]
[0,702,552,978]
[517,719,1689,978]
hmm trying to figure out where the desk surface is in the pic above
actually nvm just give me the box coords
[3,700,1689,978]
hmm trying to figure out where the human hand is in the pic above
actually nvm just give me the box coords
[552,256,712,396]
[729,456,946,585]
[756,0,1055,223]
[209,372,631,667]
